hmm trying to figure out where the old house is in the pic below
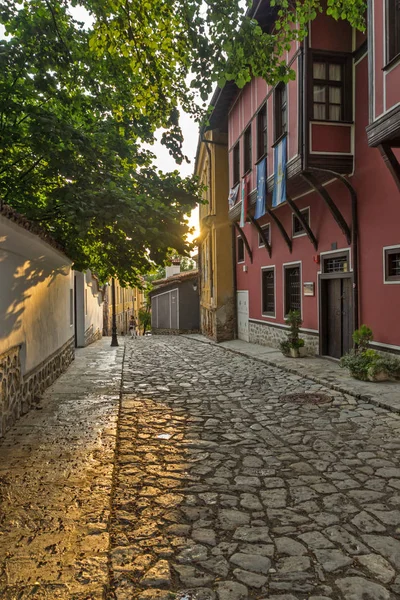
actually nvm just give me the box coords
[195,129,235,341]
[204,0,399,359]
[150,270,200,334]
[0,206,105,437]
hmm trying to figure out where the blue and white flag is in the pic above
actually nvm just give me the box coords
[228,183,239,209]
[254,157,267,219]
[272,136,287,208]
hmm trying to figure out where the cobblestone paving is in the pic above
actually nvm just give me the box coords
[0,340,123,599]
[111,336,400,600]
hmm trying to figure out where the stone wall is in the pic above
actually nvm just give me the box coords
[201,298,235,343]
[249,320,319,356]
[0,337,74,438]
[84,325,102,347]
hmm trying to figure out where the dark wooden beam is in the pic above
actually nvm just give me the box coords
[302,171,351,244]
[379,143,400,191]
[265,204,292,253]
[234,221,253,263]
[248,215,272,257]
[286,193,318,250]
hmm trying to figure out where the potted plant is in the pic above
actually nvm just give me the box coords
[280,310,305,358]
[340,325,400,382]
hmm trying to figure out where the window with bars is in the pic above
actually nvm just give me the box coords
[244,126,252,173]
[312,57,348,121]
[387,0,400,63]
[233,142,240,185]
[237,236,245,263]
[257,103,267,159]
[285,265,301,315]
[275,83,287,141]
[292,208,310,237]
[323,255,349,273]
[262,268,275,316]
[385,248,400,282]
[258,223,271,247]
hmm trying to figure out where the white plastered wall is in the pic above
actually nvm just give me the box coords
[74,270,104,347]
[0,215,74,375]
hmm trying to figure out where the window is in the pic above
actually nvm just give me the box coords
[257,103,267,159]
[233,142,240,185]
[292,208,310,238]
[387,0,400,63]
[275,83,287,141]
[244,126,252,173]
[262,268,275,316]
[312,57,348,121]
[323,255,349,274]
[285,265,301,315]
[237,236,245,263]
[258,223,271,247]
[385,247,400,282]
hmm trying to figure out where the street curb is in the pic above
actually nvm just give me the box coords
[183,335,400,416]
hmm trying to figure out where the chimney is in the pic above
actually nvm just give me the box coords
[165,258,181,278]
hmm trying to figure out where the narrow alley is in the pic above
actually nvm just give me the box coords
[1,336,400,600]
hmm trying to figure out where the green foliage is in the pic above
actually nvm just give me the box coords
[138,306,151,334]
[280,310,305,355]
[352,324,373,351]
[0,1,200,285]
[0,0,366,283]
[340,326,400,381]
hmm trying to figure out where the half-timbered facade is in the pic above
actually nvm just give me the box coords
[207,0,400,359]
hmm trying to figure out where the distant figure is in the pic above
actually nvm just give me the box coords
[129,315,137,338]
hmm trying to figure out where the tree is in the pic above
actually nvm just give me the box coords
[0,1,366,283]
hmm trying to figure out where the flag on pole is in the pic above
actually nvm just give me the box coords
[255,157,267,219]
[228,183,239,209]
[272,136,287,208]
[239,176,248,228]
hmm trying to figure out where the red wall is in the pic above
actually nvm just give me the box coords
[230,12,400,349]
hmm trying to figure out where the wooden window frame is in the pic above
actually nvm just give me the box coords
[233,142,240,185]
[243,125,252,174]
[261,266,276,317]
[310,52,352,123]
[284,263,302,316]
[384,246,400,283]
[274,83,287,142]
[258,223,271,248]
[387,0,400,65]
[292,207,310,238]
[257,103,267,160]
[237,236,245,263]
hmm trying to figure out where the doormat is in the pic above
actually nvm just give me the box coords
[280,392,332,405]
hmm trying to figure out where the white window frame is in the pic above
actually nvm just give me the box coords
[261,265,276,318]
[383,244,400,285]
[283,261,302,318]
[292,206,310,239]
[258,223,271,248]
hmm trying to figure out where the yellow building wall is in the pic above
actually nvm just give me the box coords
[196,129,235,341]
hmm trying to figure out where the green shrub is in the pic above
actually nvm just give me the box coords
[340,326,400,381]
[280,310,305,356]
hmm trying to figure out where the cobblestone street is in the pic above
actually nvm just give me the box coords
[2,336,400,599]
[110,336,400,600]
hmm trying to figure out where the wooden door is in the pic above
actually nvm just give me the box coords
[323,277,353,358]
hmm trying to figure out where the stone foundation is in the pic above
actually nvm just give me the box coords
[249,320,319,356]
[201,299,235,343]
[152,328,200,335]
[0,337,75,438]
[84,325,102,347]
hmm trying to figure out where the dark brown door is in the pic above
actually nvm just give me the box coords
[323,277,353,358]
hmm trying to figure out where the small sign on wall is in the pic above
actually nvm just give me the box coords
[303,282,315,296]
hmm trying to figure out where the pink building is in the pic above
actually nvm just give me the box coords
[208,0,400,359]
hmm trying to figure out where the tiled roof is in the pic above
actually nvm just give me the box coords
[150,269,198,294]
[0,204,68,256]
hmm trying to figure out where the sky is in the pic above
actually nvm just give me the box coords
[69,5,200,241]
